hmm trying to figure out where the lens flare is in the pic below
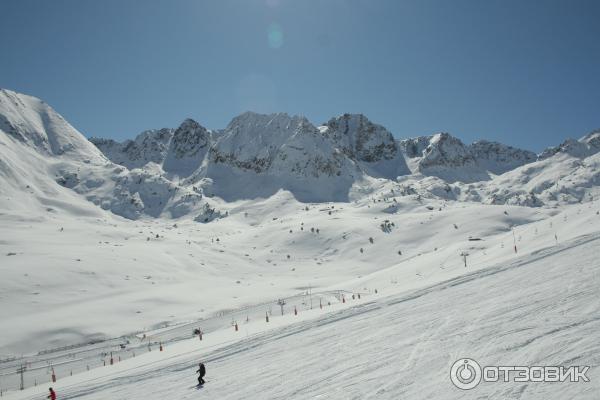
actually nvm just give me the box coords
[268,23,284,49]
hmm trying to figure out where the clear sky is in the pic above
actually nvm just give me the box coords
[1,0,599,151]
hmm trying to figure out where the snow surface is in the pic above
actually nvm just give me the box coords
[2,211,599,399]
[1,88,600,398]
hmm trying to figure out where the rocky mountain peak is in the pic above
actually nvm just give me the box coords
[419,133,475,170]
[90,128,174,169]
[399,134,537,178]
[225,112,316,138]
[469,140,537,175]
[322,113,398,163]
[581,129,600,150]
[169,119,210,159]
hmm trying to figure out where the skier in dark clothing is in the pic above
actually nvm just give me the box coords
[47,388,56,400]
[196,362,206,385]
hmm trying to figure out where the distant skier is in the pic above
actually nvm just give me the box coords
[196,362,206,385]
[47,387,56,400]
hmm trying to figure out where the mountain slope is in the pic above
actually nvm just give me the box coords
[0,89,106,162]
[4,221,600,399]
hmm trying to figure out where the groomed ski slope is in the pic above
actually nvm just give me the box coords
[5,231,599,400]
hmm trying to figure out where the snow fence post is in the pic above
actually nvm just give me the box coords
[277,299,286,315]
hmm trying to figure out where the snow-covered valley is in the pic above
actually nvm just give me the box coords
[1,88,599,398]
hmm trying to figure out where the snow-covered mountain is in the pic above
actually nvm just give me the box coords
[538,130,600,160]
[399,133,537,182]
[1,88,600,220]
[210,112,351,178]
[162,119,212,177]
[88,112,409,202]
[321,113,410,179]
[0,89,106,163]
[96,111,412,182]
[0,89,212,220]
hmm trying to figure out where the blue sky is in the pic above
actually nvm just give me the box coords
[1,0,599,151]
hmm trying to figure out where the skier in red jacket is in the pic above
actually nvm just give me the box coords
[47,387,56,400]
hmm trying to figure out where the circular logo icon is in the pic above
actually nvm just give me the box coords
[450,358,482,390]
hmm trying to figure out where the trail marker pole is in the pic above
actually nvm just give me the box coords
[460,251,469,267]
[278,299,286,316]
